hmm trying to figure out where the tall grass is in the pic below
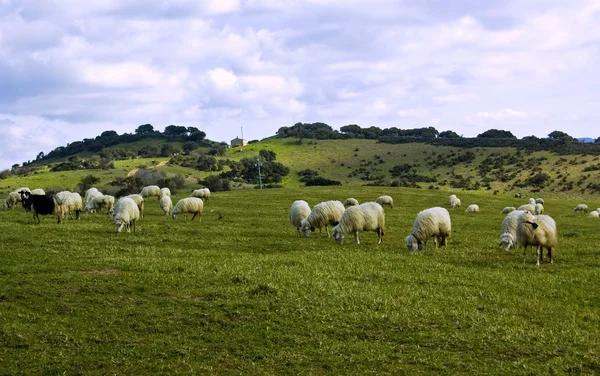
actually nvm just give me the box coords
[1,187,599,374]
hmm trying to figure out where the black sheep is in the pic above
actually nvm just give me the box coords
[19,191,62,224]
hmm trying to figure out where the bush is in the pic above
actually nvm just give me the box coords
[200,175,231,192]
[303,177,342,186]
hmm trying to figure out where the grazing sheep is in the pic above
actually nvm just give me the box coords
[84,188,102,205]
[300,200,345,237]
[375,195,393,209]
[140,185,161,200]
[55,191,83,220]
[574,204,588,213]
[343,198,359,207]
[289,200,311,236]
[516,212,558,266]
[528,198,536,205]
[85,195,115,214]
[405,207,451,251]
[332,202,385,245]
[159,187,171,198]
[112,197,140,233]
[535,198,544,205]
[125,194,145,218]
[588,211,599,218]
[534,203,544,215]
[501,207,516,214]
[449,194,457,204]
[171,197,204,221]
[190,188,211,202]
[465,204,479,213]
[514,193,524,198]
[159,195,173,215]
[499,210,527,251]
[517,204,536,213]
[31,188,45,195]
[3,192,21,209]
[19,190,62,224]
[450,197,461,209]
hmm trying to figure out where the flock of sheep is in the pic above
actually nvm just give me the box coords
[3,185,212,233]
[288,193,588,266]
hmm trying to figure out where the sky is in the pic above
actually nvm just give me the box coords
[1,0,599,169]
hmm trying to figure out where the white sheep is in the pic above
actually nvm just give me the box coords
[2,192,21,209]
[300,200,345,237]
[125,194,145,218]
[588,211,599,218]
[159,195,173,215]
[516,212,558,266]
[171,197,204,221]
[574,204,588,213]
[55,191,83,220]
[528,198,536,205]
[535,198,544,205]
[499,210,527,251]
[112,197,140,233]
[159,187,171,198]
[501,207,516,214]
[465,204,479,213]
[84,188,102,204]
[343,198,359,207]
[405,207,451,251]
[517,204,536,213]
[534,203,544,215]
[140,185,161,200]
[449,194,457,204]
[332,202,385,245]
[85,195,115,213]
[289,200,311,236]
[375,195,393,209]
[190,188,211,202]
[31,188,45,195]
[450,197,461,209]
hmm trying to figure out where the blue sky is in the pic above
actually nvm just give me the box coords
[1,0,599,169]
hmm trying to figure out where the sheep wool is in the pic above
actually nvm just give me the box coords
[159,187,171,198]
[450,197,461,209]
[516,212,558,266]
[289,200,311,236]
[159,195,173,215]
[190,188,211,202]
[85,195,115,213]
[125,194,145,218]
[588,211,599,218]
[535,198,544,205]
[534,203,544,215]
[31,188,45,195]
[55,191,83,220]
[574,204,588,213]
[501,207,516,214]
[375,195,393,209]
[140,185,161,200]
[171,197,204,221]
[465,204,479,213]
[113,197,140,233]
[343,198,359,207]
[499,210,527,251]
[300,200,345,238]
[517,204,536,213]
[405,207,451,251]
[84,188,102,204]
[332,202,385,245]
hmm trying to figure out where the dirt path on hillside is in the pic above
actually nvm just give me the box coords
[127,160,167,177]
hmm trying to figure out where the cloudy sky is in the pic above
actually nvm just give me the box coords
[1,0,599,169]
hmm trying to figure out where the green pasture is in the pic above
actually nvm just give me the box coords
[1,186,599,374]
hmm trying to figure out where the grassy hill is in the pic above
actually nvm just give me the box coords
[3,136,600,200]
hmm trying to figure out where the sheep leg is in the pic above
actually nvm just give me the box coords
[536,246,541,266]
[377,228,383,244]
[548,247,553,264]
[326,226,331,238]
[354,231,360,244]
[191,213,198,221]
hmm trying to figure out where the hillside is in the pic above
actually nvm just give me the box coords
[3,135,600,201]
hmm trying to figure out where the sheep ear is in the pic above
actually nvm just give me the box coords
[531,223,538,229]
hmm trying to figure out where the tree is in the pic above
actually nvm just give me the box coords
[135,124,154,134]
[259,149,276,162]
[164,125,188,135]
[438,130,460,139]
[100,130,118,138]
[187,126,200,134]
[189,131,206,142]
[548,130,576,143]
[182,141,199,154]
[477,129,516,138]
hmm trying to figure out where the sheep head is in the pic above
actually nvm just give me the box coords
[405,234,419,251]
[332,226,344,245]
[521,211,539,229]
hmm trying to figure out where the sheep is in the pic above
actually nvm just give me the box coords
[2,192,21,209]
[375,195,393,209]
[140,185,161,200]
[405,207,451,251]
[159,195,173,215]
[289,200,311,236]
[300,200,345,238]
[55,191,83,220]
[534,203,544,215]
[450,197,461,209]
[574,204,588,213]
[449,194,457,204]
[85,189,103,206]
[18,190,62,224]
[501,207,516,214]
[31,188,45,195]
[85,195,115,214]
[332,202,385,245]
[514,193,524,198]
[125,194,145,218]
[112,197,140,233]
[465,204,479,213]
[535,198,544,205]
[588,211,599,218]
[528,198,536,205]
[343,198,359,207]
[171,197,204,221]
[190,188,211,202]
[499,210,527,251]
[159,187,171,198]
[516,211,558,266]
[517,204,536,213]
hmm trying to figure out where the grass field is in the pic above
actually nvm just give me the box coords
[1,186,599,374]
